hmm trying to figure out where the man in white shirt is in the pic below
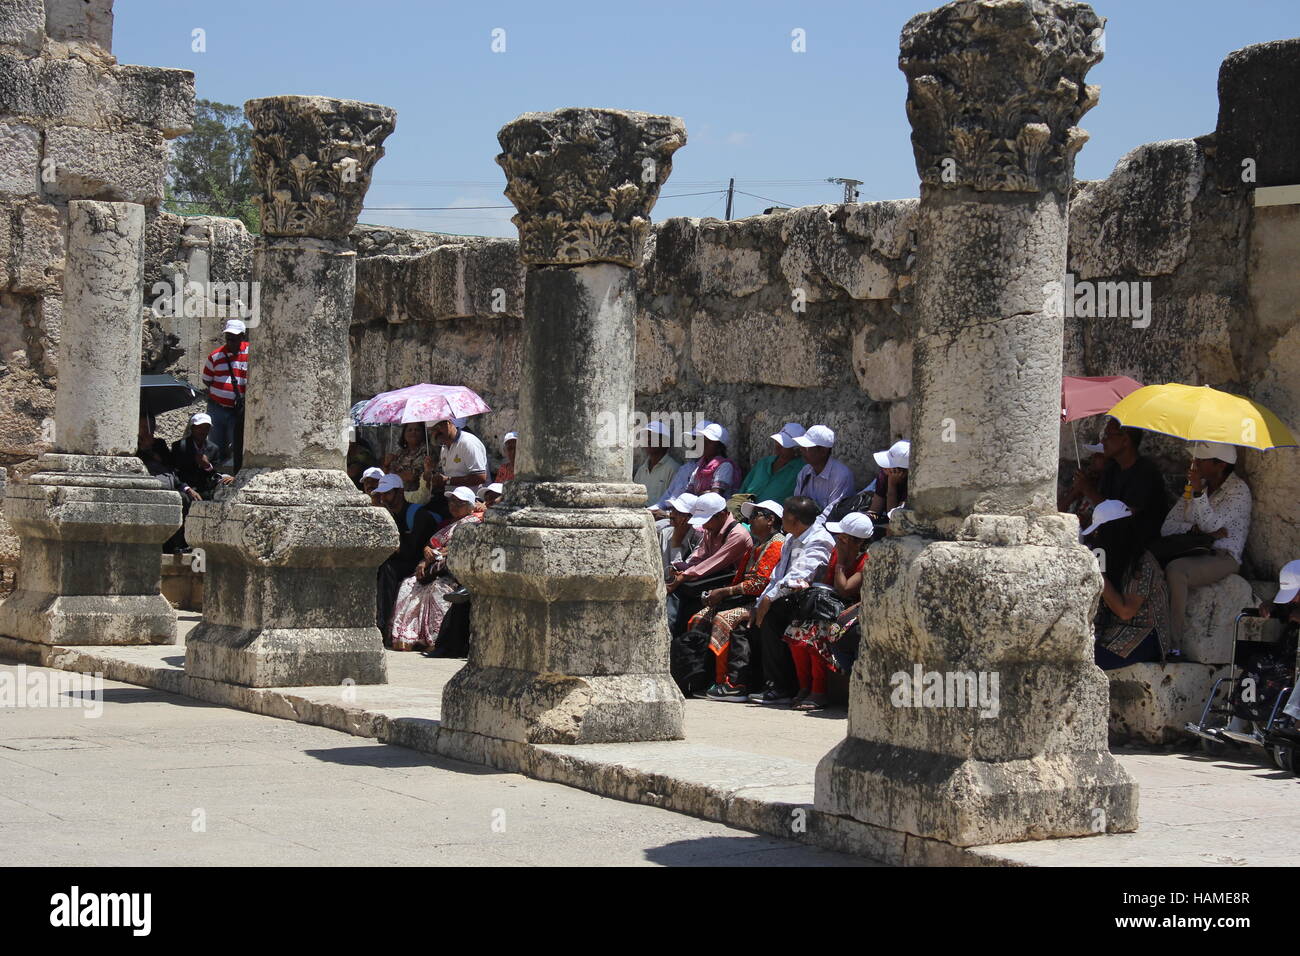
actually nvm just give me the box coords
[1159,440,1252,652]
[792,424,855,514]
[424,417,489,519]
[634,420,681,507]
[747,495,835,704]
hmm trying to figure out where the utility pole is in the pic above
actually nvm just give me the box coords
[724,177,734,220]
[827,177,863,204]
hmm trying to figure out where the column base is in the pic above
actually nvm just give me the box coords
[440,484,684,745]
[0,454,181,646]
[182,468,397,688]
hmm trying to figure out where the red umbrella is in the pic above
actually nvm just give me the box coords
[1061,375,1143,465]
[1061,375,1144,423]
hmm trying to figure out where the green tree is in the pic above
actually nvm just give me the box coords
[166,99,260,233]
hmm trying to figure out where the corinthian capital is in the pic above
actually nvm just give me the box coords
[496,108,686,268]
[246,95,396,239]
[900,0,1104,194]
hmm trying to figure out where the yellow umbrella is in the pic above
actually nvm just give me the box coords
[1107,383,1296,451]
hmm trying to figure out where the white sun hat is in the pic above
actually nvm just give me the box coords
[740,498,785,520]
[826,511,874,539]
[361,466,384,481]
[691,421,730,444]
[666,493,698,514]
[1275,560,1300,605]
[477,482,505,500]
[795,424,835,449]
[1081,498,1134,537]
[687,492,728,527]
[375,474,403,494]
[445,486,478,504]
[1191,440,1238,465]
[769,423,806,449]
[874,439,911,470]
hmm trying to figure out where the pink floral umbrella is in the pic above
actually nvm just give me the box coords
[359,384,491,426]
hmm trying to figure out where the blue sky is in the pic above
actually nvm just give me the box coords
[115,0,1299,237]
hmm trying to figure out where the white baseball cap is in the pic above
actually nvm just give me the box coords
[190,412,213,427]
[1081,498,1133,537]
[477,482,504,500]
[446,485,478,504]
[666,493,698,514]
[1275,560,1300,605]
[1082,442,1104,455]
[826,511,875,539]
[874,439,911,470]
[795,424,835,449]
[691,421,729,444]
[740,498,784,520]
[503,431,518,447]
[643,420,671,437]
[687,492,728,527]
[1191,441,1237,465]
[769,423,806,449]
[222,319,246,335]
[375,474,404,494]
[361,466,384,481]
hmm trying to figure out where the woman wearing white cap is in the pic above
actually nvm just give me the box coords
[869,439,910,518]
[1086,499,1172,670]
[736,424,806,506]
[496,432,518,482]
[685,421,741,497]
[389,486,484,652]
[659,493,701,570]
[1158,441,1252,654]
[781,511,875,710]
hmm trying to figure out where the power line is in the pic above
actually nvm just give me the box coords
[361,188,726,212]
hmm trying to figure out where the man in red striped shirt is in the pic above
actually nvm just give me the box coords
[201,319,249,469]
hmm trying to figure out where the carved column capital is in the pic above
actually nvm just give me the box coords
[496,107,686,267]
[900,0,1104,194]
[246,95,396,239]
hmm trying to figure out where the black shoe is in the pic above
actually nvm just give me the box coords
[748,688,794,705]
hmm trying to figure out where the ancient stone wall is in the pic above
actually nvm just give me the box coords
[0,0,195,584]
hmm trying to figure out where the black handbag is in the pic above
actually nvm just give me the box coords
[797,584,845,623]
[1147,531,1216,567]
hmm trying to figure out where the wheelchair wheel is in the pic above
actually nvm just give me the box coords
[1270,743,1291,771]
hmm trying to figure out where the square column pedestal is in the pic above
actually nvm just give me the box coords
[182,469,396,687]
[815,513,1138,845]
[0,455,181,645]
[440,480,685,750]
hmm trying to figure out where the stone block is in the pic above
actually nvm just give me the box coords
[0,123,40,195]
[1069,140,1203,279]
[690,308,845,388]
[0,51,100,124]
[853,335,912,400]
[43,124,168,205]
[12,200,63,294]
[0,0,44,54]
[1180,573,1256,665]
[634,310,685,394]
[1214,39,1300,191]
[44,0,113,51]
[888,400,911,442]
[99,64,196,137]
[1107,661,1229,747]
[778,204,906,302]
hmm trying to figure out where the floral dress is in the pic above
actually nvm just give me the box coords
[782,546,868,672]
[685,533,785,659]
[389,512,481,651]
[1095,550,1171,661]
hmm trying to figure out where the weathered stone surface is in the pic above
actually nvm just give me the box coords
[691,308,847,389]
[0,51,100,125]
[43,124,169,205]
[246,95,396,239]
[1108,662,1229,747]
[98,65,196,137]
[635,311,685,393]
[0,0,44,54]
[899,0,1103,194]
[44,0,114,51]
[11,200,63,294]
[56,201,144,456]
[1069,140,1204,278]
[1212,38,1300,191]
[0,123,40,195]
[1180,574,1256,665]
[854,336,912,401]
[497,107,685,267]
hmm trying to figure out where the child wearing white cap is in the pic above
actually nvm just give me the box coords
[1159,440,1252,653]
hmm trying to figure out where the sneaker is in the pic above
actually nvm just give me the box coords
[748,688,794,705]
[707,681,749,702]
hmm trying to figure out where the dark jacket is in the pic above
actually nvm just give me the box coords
[171,436,224,496]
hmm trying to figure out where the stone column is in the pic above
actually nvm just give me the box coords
[183,95,398,688]
[439,108,686,754]
[815,0,1138,846]
[0,201,181,646]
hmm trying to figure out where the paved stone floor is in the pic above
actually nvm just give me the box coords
[0,664,871,867]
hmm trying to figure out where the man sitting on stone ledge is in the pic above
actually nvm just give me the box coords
[1078,418,1169,554]
[634,420,680,507]
[420,418,489,521]
[792,425,855,516]
[171,412,234,500]
[748,495,835,705]
[1158,441,1252,655]
[665,492,750,636]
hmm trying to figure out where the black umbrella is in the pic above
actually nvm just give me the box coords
[140,375,200,418]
